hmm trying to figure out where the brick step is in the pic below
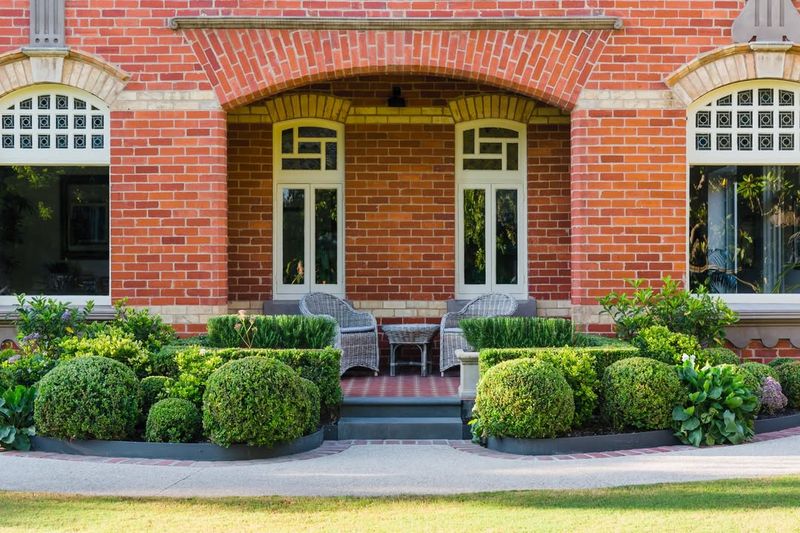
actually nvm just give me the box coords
[341,396,462,418]
[337,417,465,440]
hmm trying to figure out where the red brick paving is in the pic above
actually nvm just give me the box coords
[340,375,460,398]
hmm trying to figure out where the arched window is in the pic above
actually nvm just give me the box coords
[455,119,527,298]
[0,85,110,305]
[688,82,800,301]
[273,119,344,298]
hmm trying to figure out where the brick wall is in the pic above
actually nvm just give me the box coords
[111,109,228,333]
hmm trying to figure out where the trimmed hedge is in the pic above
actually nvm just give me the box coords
[480,343,639,385]
[630,325,701,365]
[145,398,201,443]
[460,317,576,350]
[601,357,684,431]
[207,315,336,349]
[775,362,800,409]
[298,378,322,435]
[203,357,313,447]
[140,376,169,415]
[699,347,740,366]
[474,359,574,439]
[58,329,150,377]
[34,356,140,440]
[740,362,778,384]
[479,347,597,427]
[164,346,342,419]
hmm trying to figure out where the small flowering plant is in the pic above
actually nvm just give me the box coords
[672,354,758,447]
[14,294,94,357]
[232,310,258,349]
[760,377,788,415]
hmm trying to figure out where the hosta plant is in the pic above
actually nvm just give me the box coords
[0,385,37,451]
[672,356,758,447]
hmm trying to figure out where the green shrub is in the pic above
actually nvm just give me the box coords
[775,362,800,409]
[145,398,201,443]
[298,378,321,435]
[699,347,740,366]
[59,329,149,377]
[599,276,738,345]
[0,354,58,387]
[460,317,576,350]
[34,356,140,440]
[202,357,311,447]
[673,359,758,446]
[207,314,336,349]
[480,344,639,386]
[601,357,684,431]
[13,295,94,356]
[739,362,778,385]
[112,300,176,352]
[165,346,341,420]
[140,376,169,415]
[473,359,574,439]
[580,334,632,348]
[768,357,797,369]
[478,347,597,428]
[0,385,37,451]
[631,325,701,365]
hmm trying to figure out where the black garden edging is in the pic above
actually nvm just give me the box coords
[30,429,324,461]
[487,412,800,456]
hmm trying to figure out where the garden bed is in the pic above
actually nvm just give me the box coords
[486,411,800,456]
[30,429,324,461]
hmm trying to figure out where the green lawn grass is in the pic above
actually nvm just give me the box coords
[3,476,800,532]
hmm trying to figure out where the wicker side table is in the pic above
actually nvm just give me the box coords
[382,324,439,377]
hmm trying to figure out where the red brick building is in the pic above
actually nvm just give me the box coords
[1,1,799,360]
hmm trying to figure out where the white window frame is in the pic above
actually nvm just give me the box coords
[687,80,800,304]
[455,119,527,299]
[272,118,345,299]
[0,85,111,306]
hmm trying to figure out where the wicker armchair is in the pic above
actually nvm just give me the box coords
[299,292,380,376]
[439,293,518,375]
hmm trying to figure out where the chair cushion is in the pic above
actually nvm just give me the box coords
[340,326,375,334]
[443,328,463,334]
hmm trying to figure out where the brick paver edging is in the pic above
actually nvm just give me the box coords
[2,426,799,467]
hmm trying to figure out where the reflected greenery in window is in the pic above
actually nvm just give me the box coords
[463,189,486,284]
[0,166,109,296]
[690,166,800,294]
[314,189,337,285]
[282,188,305,285]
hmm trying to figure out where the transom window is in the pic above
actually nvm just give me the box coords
[1,86,109,165]
[273,119,344,298]
[0,86,110,305]
[689,82,800,301]
[456,120,527,298]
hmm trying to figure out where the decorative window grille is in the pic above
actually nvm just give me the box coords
[0,87,109,165]
[690,84,800,164]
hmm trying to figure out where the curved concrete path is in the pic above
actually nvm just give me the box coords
[2,434,800,497]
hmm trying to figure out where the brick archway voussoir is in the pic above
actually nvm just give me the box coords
[666,43,800,106]
[0,48,130,104]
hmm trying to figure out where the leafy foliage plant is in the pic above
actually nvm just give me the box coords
[0,385,37,451]
[673,356,758,447]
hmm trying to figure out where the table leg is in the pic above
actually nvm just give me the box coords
[421,343,428,377]
[390,343,396,377]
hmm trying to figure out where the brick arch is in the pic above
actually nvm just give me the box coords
[261,93,351,123]
[0,49,129,104]
[448,95,537,123]
[666,43,800,106]
[182,29,611,111]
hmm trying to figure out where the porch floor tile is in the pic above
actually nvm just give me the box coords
[341,374,459,398]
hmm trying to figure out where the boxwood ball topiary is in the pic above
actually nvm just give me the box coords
[474,358,574,439]
[140,376,169,415]
[34,356,140,440]
[298,378,321,435]
[775,362,800,409]
[601,357,684,431]
[145,398,201,443]
[740,362,778,385]
[699,347,740,366]
[202,356,311,447]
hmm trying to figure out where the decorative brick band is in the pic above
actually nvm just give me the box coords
[112,90,220,111]
[575,89,680,110]
[0,48,129,104]
[666,43,800,106]
[228,99,569,126]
